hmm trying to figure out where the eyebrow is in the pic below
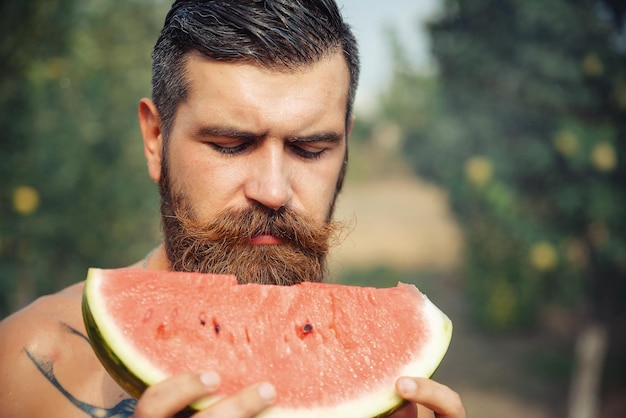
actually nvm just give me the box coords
[287,131,344,144]
[193,125,262,142]
[193,125,345,144]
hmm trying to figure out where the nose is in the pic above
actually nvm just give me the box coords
[244,143,292,210]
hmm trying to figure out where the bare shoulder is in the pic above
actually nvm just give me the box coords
[0,283,85,374]
[0,283,134,417]
[0,282,85,359]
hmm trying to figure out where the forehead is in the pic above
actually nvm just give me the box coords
[174,51,350,135]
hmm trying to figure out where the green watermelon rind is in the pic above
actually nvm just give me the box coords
[83,289,147,399]
[83,268,452,418]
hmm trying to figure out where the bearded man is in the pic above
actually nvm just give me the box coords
[0,1,466,417]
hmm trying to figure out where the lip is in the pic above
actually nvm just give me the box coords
[249,234,283,245]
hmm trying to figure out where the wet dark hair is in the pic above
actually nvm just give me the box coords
[152,0,360,137]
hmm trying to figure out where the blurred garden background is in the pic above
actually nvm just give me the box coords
[1,0,625,416]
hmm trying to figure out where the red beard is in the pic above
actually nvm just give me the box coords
[160,191,343,285]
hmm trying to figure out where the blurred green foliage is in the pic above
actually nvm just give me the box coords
[3,0,624,341]
[1,0,172,317]
[380,0,626,331]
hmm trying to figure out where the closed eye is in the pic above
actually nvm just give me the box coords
[208,141,251,155]
[289,143,327,160]
[287,132,344,160]
[195,126,260,156]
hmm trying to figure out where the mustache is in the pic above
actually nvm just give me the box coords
[170,204,341,249]
[162,202,349,283]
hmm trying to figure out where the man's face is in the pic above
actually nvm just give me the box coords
[149,51,351,283]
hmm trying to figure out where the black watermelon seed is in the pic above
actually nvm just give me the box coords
[211,318,220,334]
[303,323,313,334]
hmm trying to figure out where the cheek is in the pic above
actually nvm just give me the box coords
[167,148,222,212]
[294,159,344,221]
[175,158,257,222]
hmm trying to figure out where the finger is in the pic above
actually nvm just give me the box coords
[196,382,276,418]
[396,377,466,418]
[387,401,417,418]
[134,372,220,418]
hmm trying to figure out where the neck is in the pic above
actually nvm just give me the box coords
[139,243,170,270]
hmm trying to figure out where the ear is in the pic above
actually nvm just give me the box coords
[138,98,163,183]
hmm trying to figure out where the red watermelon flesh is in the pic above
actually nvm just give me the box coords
[82,268,452,417]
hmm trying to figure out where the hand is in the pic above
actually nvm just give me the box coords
[133,372,276,417]
[391,377,466,418]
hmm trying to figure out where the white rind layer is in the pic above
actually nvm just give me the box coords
[86,269,171,385]
[85,268,453,418]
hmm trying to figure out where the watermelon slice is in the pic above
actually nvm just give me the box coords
[82,268,452,418]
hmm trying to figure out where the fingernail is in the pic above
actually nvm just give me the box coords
[398,377,417,395]
[257,382,276,402]
[200,371,220,389]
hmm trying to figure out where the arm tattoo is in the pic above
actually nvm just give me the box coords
[24,322,137,417]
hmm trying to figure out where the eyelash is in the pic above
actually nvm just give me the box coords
[210,143,248,155]
[210,142,326,160]
[291,145,326,160]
